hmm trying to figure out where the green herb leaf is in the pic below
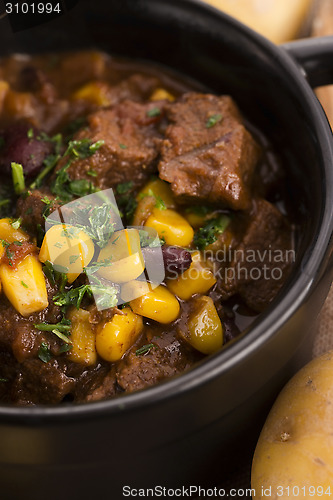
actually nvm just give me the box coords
[38,342,52,363]
[119,143,127,149]
[27,128,34,139]
[116,181,133,195]
[11,162,25,195]
[206,113,223,129]
[21,281,28,288]
[193,215,230,249]
[34,318,71,334]
[0,377,8,382]
[147,107,161,118]
[136,343,155,356]
[11,218,22,230]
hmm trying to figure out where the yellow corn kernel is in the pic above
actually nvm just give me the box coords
[96,307,143,362]
[186,296,223,354]
[137,178,175,209]
[145,208,194,247]
[0,218,30,244]
[166,251,216,300]
[72,81,111,106]
[0,254,48,316]
[97,229,145,283]
[0,81,9,114]
[68,308,97,366]
[130,284,180,324]
[39,224,94,284]
[150,88,175,102]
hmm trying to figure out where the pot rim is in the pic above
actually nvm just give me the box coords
[0,0,332,423]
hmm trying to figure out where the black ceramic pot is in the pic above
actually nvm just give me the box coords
[0,1,332,499]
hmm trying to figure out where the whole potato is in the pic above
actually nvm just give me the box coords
[252,351,333,499]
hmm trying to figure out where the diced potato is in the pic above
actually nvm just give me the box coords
[185,296,223,354]
[145,208,194,247]
[4,89,36,120]
[150,88,175,102]
[0,218,30,244]
[68,308,97,365]
[96,307,143,362]
[166,251,216,300]
[72,81,112,106]
[130,283,180,324]
[39,224,94,284]
[0,254,48,316]
[137,178,175,209]
[97,229,145,283]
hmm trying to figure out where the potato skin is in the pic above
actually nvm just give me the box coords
[251,351,333,499]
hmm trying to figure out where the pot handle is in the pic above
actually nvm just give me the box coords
[282,36,333,88]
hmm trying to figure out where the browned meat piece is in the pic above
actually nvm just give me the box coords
[159,93,261,210]
[84,74,162,108]
[218,199,293,311]
[56,100,165,191]
[79,367,117,402]
[16,189,61,235]
[116,334,196,393]
[11,359,75,404]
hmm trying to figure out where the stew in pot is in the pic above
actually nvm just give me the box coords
[0,51,294,404]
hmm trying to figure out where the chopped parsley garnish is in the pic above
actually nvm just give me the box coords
[21,281,28,288]
[147,107,161,118]
[11,218,22,230]
[35,318,72,346]
[11,162,25,195]
[27,128,34,139]
[30,153,62,190]
[185,205,211,216]
[0,378,8,382]
[69,254,79,264]
[138,189,166,210]
[119,143,127,149]
[206,113,223,129]
[87,169,97,177]
[0,199,10,209]
[70,202,117,249]
[116,181,133,195]
[34,318,71,334]
[136,343,155,356]
[43,260,68,291]
[139,229,164,248]
[38,342,52,363]
[193,214,230,249]
[53,279,118,311]
[51,139,103,201]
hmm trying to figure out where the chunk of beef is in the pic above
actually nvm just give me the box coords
[159,93,261,210]
[0,122,52,176]
[55,100,165,191]
[218,199,293,311]
[116,331,197,393]
[16,189,61,235]
[11,359,75,404]
[84,74,162,108]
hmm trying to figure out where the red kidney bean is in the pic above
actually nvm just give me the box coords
[141,245,192,279]
[0,122,52,177]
